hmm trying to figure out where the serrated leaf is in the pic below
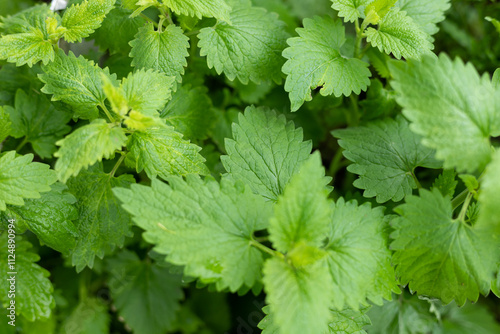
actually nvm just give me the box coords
[1,4,52,34]
[390,54,500,172]
[160,84,214,140]
[221,106,312,201]
[269,152,331,253]
[162,0,231,22]
[395,0,451,35]
[107,250,183,334]
[67,165,134,272]
[262,258,334,334]
[331,0,372,22]
[54,119,127,182]
[0,235,55,321]
[365,7,433,59]
[198,3,289,84]
[127,127,208,178]
[477,149,500,233]
[364,0,397,26]
[0,28,55,67]
[39,50,119,120]
[6,89,71,158]
[493,68,500,89]
[3,183,78,255]
[129,23,189,87]
[326,198,399,309]
[333,116,441,203]
[0,106,12,143]
[392,189,498,305]
[114,176,273,291]
[124,110,166,130]
[283,16,371,111]
[61,0,115,42]
[0,151,57,210]
[60,298,110,334]
[432,169,457,198]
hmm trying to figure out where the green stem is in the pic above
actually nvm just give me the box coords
[451,189,469,211]
[99,103,115,123]
[250,240,284,259]
[254,236,269,243]
[140,13,158,28]
[160,7,174,25]
[185,30,200,36]
[78,270,90,301]
[354,19,363,58]
[328,148,345,177]
[457,192,473,223]
[411,170,421,189]
[109,153,126,178]
[348,94,360,126]
[16,137,28,152]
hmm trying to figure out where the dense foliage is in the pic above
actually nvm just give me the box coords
[0,0,500,333]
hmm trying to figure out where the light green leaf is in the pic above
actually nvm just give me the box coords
[364,0,397,26]
[432,169,457,198]
[269,152,331,253]
[392,189,499,305]
[1,4,52,34]
[283,16,371,111]
[127,127,208,179]
[477,149,500,233]
[6,89,71,158]
[162,0,231,22]
[493,68,500,89]
[262,257,334,334]
[39,50,119,120]
[221,106,312,201]
[62,0,116,43]
[67,165,134,272]
[396,0,451,35]
[0,28,55,67]
[0,106,12,143]
[107,250,183,334]
[0,235,55,321]
[198,3,289,84]
[390,54,500,172]
[129,23,189,87]
[365,7,433,59]
[60,298,110,334]
[333,116,441,203]
[326,198,399,309]
[0,151,57,210]
[331,0,372,22]
[114,176,273,291]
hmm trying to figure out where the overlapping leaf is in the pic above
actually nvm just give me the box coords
[331,0,372,22]
[61,0,115,42]
[162,0,231,22]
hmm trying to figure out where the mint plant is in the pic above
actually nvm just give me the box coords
[0,0,500,333]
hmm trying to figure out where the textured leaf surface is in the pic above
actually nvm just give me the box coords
[331,0,372,22]
[6,89,71,158]
[198,3,289,84]
[365,7,433,59]
[392,189,498,305]
[396,0,450,35]
[62,0,115,42]
[60,298,110,334]
[326,198,398,309]
[390,54,500,172]
[67,165,134,272]
[0,235,55,321]
[283,16,371,111]
[162,0,231,21]
[0,151,57,210]
[333,116,441,203]
[0,107,12,143]
[477,149,500,233]
[114,176,272,291]
[107,251,183,334]
[129,23,189,86]
[127,127,208,178]
[54,119,127,182]
[0,28,55,67]
[39,50,118,119]
[221,106,311,201]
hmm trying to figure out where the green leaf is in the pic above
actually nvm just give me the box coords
[0,106,12,143]
[198,3,289,84]
[221,106,312,201]
[0,27,55,67]
[392,189,499,305]
[61,0,116,43]
[3,183,78,255]
[67,165,135,272]
[60,298,110,334]
[162,0,231,22]
[282,16,371,111]
[390,54,500,172]
[107,250,183,334]
[333,116,441,203]
[396,0,451,35]
[1,4,52,34]
[6,89,71,158]
[160,84,214,140]
[477,149,500,233]
[0,235,55,321]
[365,7,433,59]
[54,119,127,182]
[364,0,397,25]
[331,0,372,22]
[262,257,334,334]
[432,169,457,198]
[438,301,500,334]
[39,50,119,120]
[269,152,331,253]
[493,68,500,89]
[326,198,399,309]
[0,151,57,210]
[458,174,479,193]
[129,23,189,87]
[127,127,208,178]
[114,176,273,291]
